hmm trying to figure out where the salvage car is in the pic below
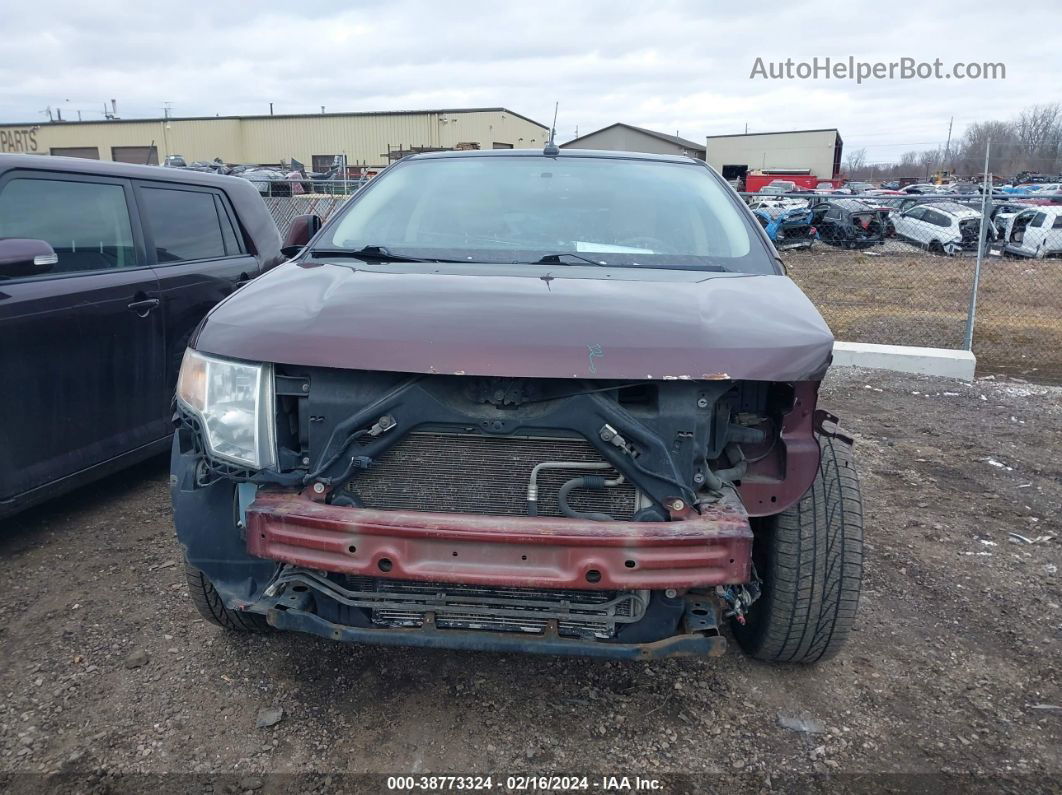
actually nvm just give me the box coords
[172,148,863,663]
[892,201,987,254]
[746,196,809,219]
[1001,206,1062,258]
[809,199,893,248]
[752,205,816,250]
[989,199,1052,237]
[0,154,283,518]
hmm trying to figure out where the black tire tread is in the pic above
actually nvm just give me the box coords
[735,433,863,663]
[184,564,271,633]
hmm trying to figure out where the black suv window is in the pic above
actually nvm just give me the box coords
[141,187,236,263]
[0,177,136,273]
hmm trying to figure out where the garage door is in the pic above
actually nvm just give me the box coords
[50,147,100,159]
[111,146,159,165]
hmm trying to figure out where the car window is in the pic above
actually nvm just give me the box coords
[213,194,244,255]
[141,187,230,263]
[1053,216,1062,230]
[326,156,773,274]
[1030,213,1045,228]
[904,207,927,221]
[0,177,135,273]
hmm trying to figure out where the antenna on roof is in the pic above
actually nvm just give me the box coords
[543,102,560,156]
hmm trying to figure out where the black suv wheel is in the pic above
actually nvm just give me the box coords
[185,565,271,633]
[733,434,863,663]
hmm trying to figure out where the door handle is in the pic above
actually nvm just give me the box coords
[127,297,160,316]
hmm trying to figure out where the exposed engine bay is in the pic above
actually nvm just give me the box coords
[253,369,808,519]
[175,369,821,655]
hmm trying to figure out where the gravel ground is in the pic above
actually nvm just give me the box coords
[0,368,1059,792]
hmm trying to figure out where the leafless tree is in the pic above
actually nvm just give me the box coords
[843,147,867,175]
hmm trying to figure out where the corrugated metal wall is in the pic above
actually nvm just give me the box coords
[0,110,548,167]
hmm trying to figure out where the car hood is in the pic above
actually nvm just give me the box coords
[194,261,834,382]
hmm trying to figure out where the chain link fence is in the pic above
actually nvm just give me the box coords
[253,179,359,238]
[738,190,1062,381]
[260,179,1062,382]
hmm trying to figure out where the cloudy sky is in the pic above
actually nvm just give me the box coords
[2,0,1057,163]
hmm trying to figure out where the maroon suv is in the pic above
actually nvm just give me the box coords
[171,148,863,662]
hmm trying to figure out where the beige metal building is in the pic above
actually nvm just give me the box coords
[561,123,705,160]
[705,129,843,182]
[0,108,549,170]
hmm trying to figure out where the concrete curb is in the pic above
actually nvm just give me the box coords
[832,341,976,381]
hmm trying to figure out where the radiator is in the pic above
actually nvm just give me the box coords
[347,431,638,518]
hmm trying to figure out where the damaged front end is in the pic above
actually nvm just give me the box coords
[172,366,823,659]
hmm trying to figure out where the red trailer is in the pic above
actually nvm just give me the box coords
[744,169,842,193]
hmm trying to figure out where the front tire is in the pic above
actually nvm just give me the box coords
[185,564,272,633]
[733,434,863,663]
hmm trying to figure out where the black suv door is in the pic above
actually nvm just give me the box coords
[133,182,262,395]
[0,171,166,504]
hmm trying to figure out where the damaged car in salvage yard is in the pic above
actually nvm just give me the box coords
[171,148,863,663]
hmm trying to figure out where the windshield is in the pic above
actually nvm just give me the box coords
[325,155,774,273]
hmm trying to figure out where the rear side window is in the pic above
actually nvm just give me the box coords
[1053,216,1062,229]
[141,187,234,263]
[0,177,135,273]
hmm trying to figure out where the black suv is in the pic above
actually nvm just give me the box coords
[0,154,283,518]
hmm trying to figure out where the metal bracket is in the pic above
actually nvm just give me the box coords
[814,409,854,445]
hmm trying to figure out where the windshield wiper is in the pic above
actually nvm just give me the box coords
[535,252,728,272]
[309,245,433,263]
[534,253,610,266]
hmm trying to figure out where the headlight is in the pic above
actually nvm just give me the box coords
[176,349,276,469]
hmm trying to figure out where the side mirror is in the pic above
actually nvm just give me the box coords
[0,238,58,278]
[281,214,322,258]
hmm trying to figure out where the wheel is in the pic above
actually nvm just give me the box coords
[185,564,272,633]
[732,434,863,663]
[928,239,945,255]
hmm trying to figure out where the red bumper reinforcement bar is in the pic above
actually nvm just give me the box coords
[245,490,753,590]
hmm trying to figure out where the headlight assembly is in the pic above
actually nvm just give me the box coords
[176,349,276,470]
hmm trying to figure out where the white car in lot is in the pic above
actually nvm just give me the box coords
[747,196,809,218]
[892,201,987,254]
[1002,206,1062,258]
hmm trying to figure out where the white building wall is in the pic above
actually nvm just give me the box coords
[0,110,549,168]
[705,130,839,177]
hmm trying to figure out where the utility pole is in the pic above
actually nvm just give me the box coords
[941,116,954,177]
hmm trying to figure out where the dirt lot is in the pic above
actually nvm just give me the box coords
[0,368,1059,792]
[785,247,1062,382]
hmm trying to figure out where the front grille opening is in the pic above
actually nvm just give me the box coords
[340,575,646,639]
[347,431,638,518]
